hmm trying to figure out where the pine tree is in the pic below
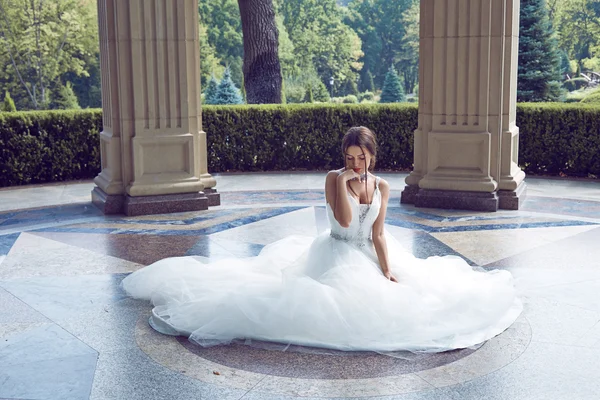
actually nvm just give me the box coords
[203,75,219,104]
[213,67,244,105]
[2,91,17,112]
[379,66,405,103]
[54,82,81,109]
[518,0,563,102]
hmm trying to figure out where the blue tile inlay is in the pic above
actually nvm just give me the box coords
[32,206,307,236]
[0,232,20,255]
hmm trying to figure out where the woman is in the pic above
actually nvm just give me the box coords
[122,126,522,353]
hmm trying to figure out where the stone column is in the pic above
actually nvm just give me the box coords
[92,0,220,216]
[401,0,526,211]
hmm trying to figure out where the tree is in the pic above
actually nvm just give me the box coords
[554,0,600,72]
[359,69,375,92]
[204,75,219,104]
[2,90,16,112]
[518,0,564,102]
[199,0,244,85]
[199,23,224,89]
[214,67,244,104]
[304,84,314,102]
[0,0,98,109]
[53,81,80,109]
[313,81,330,102]
[238,0,282,104]
[276,0,363,88]
[345,0,418,91]
[379,66,405,103]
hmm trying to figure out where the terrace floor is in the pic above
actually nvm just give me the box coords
[1,172,599,400]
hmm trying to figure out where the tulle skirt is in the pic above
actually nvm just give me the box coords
[122,230,522,353]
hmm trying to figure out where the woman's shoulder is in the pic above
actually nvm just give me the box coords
[326,169,344,181]
[372,175,390,191]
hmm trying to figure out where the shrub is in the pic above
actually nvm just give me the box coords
[580,88,600,104]
[2,103,599,187]
[0,110,102,186]
[562,77,589,91]
[358,91,375,102]
[517,103,600,177]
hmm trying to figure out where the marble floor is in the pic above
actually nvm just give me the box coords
[1,172,600,400]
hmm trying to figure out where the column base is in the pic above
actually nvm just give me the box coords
[123,192,209,216]
[400,185,420,204]
[92,187,125,215]
[203,188,221,207]
[498,181,527,210]
[92,187,210,216]
[414,189,499,212]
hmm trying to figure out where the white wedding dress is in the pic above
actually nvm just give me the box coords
[122,177,522,353]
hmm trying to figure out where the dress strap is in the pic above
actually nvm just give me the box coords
[375,176,381,189]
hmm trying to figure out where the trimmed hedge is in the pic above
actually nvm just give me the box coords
[1,103,599,187]
[203,104,416,173]
[517,103,600,177]
[0,110,102,187]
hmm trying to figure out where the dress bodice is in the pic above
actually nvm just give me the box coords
[326,176,381,247]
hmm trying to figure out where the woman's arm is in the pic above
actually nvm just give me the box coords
[372,179,397,282]
[325,169,357,228]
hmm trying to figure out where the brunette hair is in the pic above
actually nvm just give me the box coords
[342,126,377,170]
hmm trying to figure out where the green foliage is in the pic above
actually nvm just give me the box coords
[2,104,600,186]
[276,0,363,87]
[518,0,564,102]
[305,85,314,103]
[0,0,98,110]
[580,88,600,103]
[358,91,374,102]
[203,103,417,172]
[517,103,600,177]
[0,109,102,186]
[345,0,419,92]
[198,0,243,85]
[2,91,16,112]
[342,95,358,103]
[360,69,375,92]
[213,67,244,105]
[198,23,224,88]
[283,78,307,103]
[564,90,589,103]
[313,81,330,102]
[554,0,600,71]
[380,67,405,103]
[53,82,81,110]
[563,78,590,91]
[203,75,219,105]
[341,79,359,96]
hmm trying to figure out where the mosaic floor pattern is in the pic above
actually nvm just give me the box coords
[1,174,600,400]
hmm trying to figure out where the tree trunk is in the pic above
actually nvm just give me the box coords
[237,0,282,104]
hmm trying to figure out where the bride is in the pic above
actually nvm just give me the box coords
[122,126,522,353]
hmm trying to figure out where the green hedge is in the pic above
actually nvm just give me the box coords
[0,110,102,186]
[203,104,416,173]
[517,103,600,177]
[1,103,599,187]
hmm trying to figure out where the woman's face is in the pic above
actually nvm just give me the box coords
[345,145,372,173]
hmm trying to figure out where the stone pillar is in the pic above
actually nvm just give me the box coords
[92,0,220,216]
[401,0,526,211]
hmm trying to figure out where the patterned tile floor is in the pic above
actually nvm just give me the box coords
[1,172,600,400]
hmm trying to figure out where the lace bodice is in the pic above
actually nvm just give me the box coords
[326,176,382,247]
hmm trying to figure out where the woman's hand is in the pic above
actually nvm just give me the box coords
[338,168,360,183]
[384,271,398,283]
